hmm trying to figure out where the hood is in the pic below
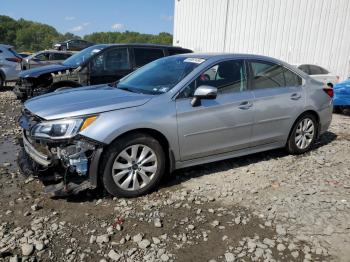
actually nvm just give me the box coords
[24,84,153,120]
[19,64,74,78]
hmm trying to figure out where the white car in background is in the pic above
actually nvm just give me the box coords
[0,44,22,88]
[293,64,339,85]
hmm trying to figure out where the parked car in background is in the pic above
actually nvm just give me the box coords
[18,52,33,58]
[18,54,333,197]
[333,79,350,113]
[14,44,192,99]
[21,50,73,70]
[294,64,339,85]
[53,39,94,51]
[0,44,22,87]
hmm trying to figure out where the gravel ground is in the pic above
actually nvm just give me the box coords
[0,89,349,262]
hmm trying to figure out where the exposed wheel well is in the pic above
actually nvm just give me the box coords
[287,110,320,142]
[51,81,82,90]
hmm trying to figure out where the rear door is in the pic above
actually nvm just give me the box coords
[132,47,165,69]
[248,60,304,146]
[89,47,132,85]
[176,59,254,161]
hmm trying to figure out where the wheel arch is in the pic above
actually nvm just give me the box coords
[101,128,175,176]
[287,110,321,143]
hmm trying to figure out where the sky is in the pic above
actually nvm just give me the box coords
[1,0,175,36]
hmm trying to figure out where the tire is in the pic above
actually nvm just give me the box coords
[101,133,166,198]
[333,106,343,114]
[286,113,317,154]
[61,45,67,51]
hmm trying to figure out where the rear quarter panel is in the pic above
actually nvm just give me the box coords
[305,78,333,134]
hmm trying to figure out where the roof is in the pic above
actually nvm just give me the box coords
[0,44,13,49]
[93,43,191,50]
[35,49,73,54]
[174,52,288,64]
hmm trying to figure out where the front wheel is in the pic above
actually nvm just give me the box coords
[101,133,166,198]
[286,114,317,154]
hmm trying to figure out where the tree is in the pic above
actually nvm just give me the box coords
[0,15,173,52]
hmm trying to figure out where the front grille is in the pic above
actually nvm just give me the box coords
[23,131,51,157]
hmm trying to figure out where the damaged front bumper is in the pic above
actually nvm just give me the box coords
[18,132,104,196]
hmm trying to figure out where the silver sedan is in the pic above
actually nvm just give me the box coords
[19,54,333,197]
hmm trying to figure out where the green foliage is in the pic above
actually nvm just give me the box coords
[84,31,173,45]
[0,15,173,52]
[0,15,76,51]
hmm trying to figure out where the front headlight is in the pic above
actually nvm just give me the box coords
[31,116,97,139]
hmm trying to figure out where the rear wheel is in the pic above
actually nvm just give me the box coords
[101,133,165,198]
[286,114,317,154]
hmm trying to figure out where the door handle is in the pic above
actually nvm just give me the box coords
[290,93,301,100]
[238,101,253,110]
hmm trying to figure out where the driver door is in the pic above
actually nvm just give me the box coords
[176,59,255,161]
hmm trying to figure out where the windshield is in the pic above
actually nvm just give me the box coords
[118,56,204,95]
[63,45,107,67]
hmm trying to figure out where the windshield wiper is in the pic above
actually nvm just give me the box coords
[118,86,138,93]
[108,81,118,87]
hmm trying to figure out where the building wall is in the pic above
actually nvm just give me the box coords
[173,0,350,79]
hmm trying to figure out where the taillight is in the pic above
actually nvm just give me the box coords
[323,88,334,98]
[6,57,22,63]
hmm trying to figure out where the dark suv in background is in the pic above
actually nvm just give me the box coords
[53,39,94,51]
[21,50,73,70]
[14,44,192,100]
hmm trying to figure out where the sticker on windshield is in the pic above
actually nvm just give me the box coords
[91,49,101,54]
[158,87,169,93]
[184,58,205,64]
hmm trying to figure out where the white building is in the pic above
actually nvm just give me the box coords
[173,0,350,79]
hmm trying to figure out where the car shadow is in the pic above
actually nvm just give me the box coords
[334,109,350,116]
[53,131,337,202]
[0,85,14,92]
[162,131,337,188]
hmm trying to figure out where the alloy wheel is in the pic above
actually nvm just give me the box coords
[294,117,315,149]
[111,144,158,191]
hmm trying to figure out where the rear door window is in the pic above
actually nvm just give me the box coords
[284,68,302,86]
[250,61,302,89]
[250,61,285,89]
[134,48,164,67]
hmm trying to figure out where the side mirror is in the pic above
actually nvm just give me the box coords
[191,85,217,107]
